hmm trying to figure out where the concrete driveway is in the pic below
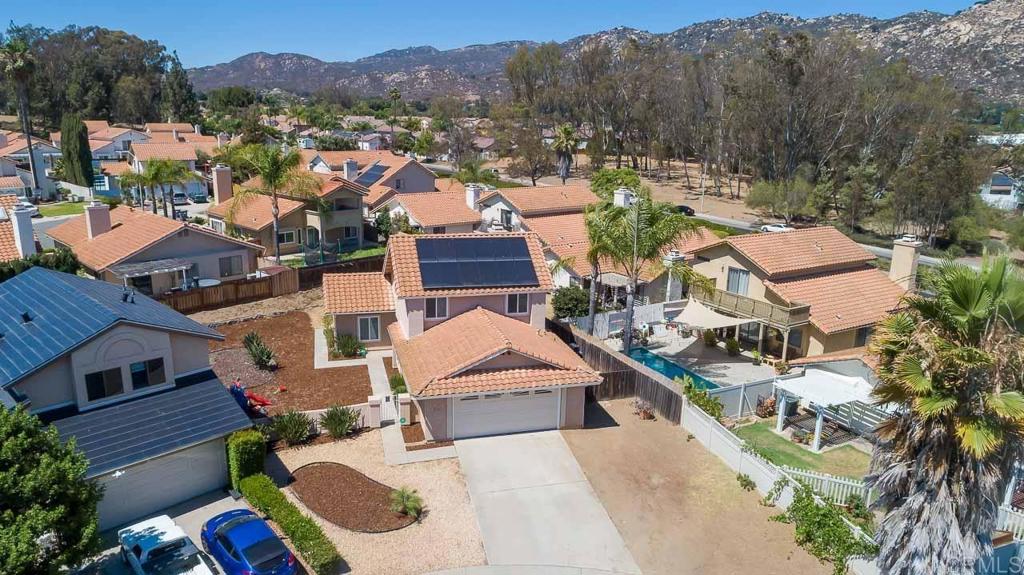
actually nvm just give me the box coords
[456,431,640,574]
[76,490,246,575]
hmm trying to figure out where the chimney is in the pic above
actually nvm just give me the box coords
[212,164,233,204]
[465,183,483,210]
[613,187,635,208]
[8,206,35,258]
[194,124,201,135]
[172,129,180,142]
[85,201,111,239]
[0,132,8,149]
[890,238,922,291]
[343,158,358,181]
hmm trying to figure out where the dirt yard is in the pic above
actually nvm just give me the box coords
[210,311,371,413]
[562,399,831,575]
[272,429,485,575]
[190,288,323,326]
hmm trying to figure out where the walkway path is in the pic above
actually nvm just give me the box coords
[311,324,369,369]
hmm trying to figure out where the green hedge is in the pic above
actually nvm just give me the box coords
[227,430,265,490]
[239,474,342,575]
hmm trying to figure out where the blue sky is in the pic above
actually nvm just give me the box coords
[9,0,975,67]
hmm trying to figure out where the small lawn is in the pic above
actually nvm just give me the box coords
[733,421,871,479]
[38,202,85,217]
[340,245,386,260]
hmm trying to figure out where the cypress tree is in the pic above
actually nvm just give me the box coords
[59,113,94,187]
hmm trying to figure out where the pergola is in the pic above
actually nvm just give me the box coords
[108,257,194,290]
[773,369,875,452]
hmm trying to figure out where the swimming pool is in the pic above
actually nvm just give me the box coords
[627,348,720,390]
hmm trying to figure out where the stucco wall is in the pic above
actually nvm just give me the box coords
[170,332,213,375]
[806,325,858,357]
[333,312,397,349]
[561,386,586,429]
[412,292,548,333]
[381,163,435,194]
[129,229,258,286]
[416,397,450,441]
[691,245,769,300]
[479,197,521,230]
[70,324,175,410]
[13,356,75,413]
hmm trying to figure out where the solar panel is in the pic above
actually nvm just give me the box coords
[417,237,539,289]
[354,163,389,186]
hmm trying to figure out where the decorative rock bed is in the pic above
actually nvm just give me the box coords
[290,462,417,533]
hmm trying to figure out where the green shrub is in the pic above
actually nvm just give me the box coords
[322,315,336,354]
[337,334,362,357]
[239,474,342,575]
[677,375,724,421]
[389,486,424,519]
[725,337,740,356]
[552,285,589,319]
[273,411,312,445]
[320,406,360,438]
[737,473,756,491]
[775,361,790,375]
[189,215,206,225]
[702,329,718,347]
[389,372,407,394]
[243,331,277,370]
[946,243,967,258]
[227,429,266,490]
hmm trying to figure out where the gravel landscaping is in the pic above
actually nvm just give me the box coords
[211,311,372,414]
[274,429,484,575]
[291,462,416,533]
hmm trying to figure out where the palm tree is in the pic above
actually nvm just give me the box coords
[866,256,1024,575]
[552,124,579,185]
[583,202,615,335]
[601,188,710,352]
[228,145,320,264]
[148,159,201,218]
[0,38,40,195]
[119,165,161,214]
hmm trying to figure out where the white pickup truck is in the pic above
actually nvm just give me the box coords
[118,515,215,575]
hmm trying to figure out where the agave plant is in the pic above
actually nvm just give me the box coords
[867,256,1024,574]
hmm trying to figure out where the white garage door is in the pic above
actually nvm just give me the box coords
[454,390,559,439]
[97,439,228,530]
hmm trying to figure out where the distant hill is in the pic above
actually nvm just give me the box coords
[188,0,1024,102]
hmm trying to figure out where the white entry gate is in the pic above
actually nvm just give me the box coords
[381,394,399,423]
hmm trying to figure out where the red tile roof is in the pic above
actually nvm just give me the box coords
[0,195,22,262]
[388,307,600,396]
[131,143,198,162]
[323,273,395,314]
[479,185,598,216]
[207,194,306,231]
[766,266,907,334]
[0,175,26,190]
[389,191,481,228]
[384,232,553,298]
[699,226,875,279]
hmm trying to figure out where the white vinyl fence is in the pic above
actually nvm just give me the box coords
[781,466,876,506]
[572,300,687,339]
[999,505,1024,541]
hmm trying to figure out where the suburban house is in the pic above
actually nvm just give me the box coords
[0,157,30,196]
[50,120,150,161]
[323,232,602,440]
[0,195,38,263]
[359,133,382,150]
[371,188,481,234]
[207,165,368,256]
[688,226,915,361]
[0,266,250,529]
[48,201,264,295]
[0,129,63,199]
[472,136,498,160]
[299,150,438,212]
[128,142,209,200]
[477,184,598,231]
[979,172,1021,211]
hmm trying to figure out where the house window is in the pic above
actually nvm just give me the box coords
[130,358,166,390]
[431,226,446,234]
[500,209,513,228]
[506,293,529,315]
[211,219,225,233]
[394,178,404,190]
[855,327,873,347]
[85,367,124,402]
[726,267,750,296]
[358,316,381,341]
[277,229,297,244]
[343,226,358,239]
[425,297,448,320]
[219,255,243,278]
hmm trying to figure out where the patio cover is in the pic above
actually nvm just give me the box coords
[775,368,875,408]
[677,298,750,329]
[108,257,193,279]
[597,272,631,288]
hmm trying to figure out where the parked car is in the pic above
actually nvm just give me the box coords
[15,200,39,217]
[201,509,297,575]
[119,515,215,575]
[675,204,695,216]
[759,223,794,233]
[172,192,190,206]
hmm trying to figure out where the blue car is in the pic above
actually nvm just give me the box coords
[200,509,297,575]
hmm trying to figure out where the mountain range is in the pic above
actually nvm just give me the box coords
[187,0,1024,103]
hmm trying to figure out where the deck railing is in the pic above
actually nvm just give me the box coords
[693,287,810,329]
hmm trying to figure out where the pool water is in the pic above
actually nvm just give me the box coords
[627,348,719,390]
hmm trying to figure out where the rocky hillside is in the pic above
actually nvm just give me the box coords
[188,0,1024,102]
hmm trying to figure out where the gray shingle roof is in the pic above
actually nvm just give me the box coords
[0,267,221,388]
[54,377,251,478]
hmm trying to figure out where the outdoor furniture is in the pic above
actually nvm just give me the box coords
[784,411,857,449]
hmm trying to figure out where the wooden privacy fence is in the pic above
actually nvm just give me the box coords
[157,268,299,314]
[297,254,385,290]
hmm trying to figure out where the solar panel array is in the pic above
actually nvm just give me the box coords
[417,237,539,289]
[355,163,389,187]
